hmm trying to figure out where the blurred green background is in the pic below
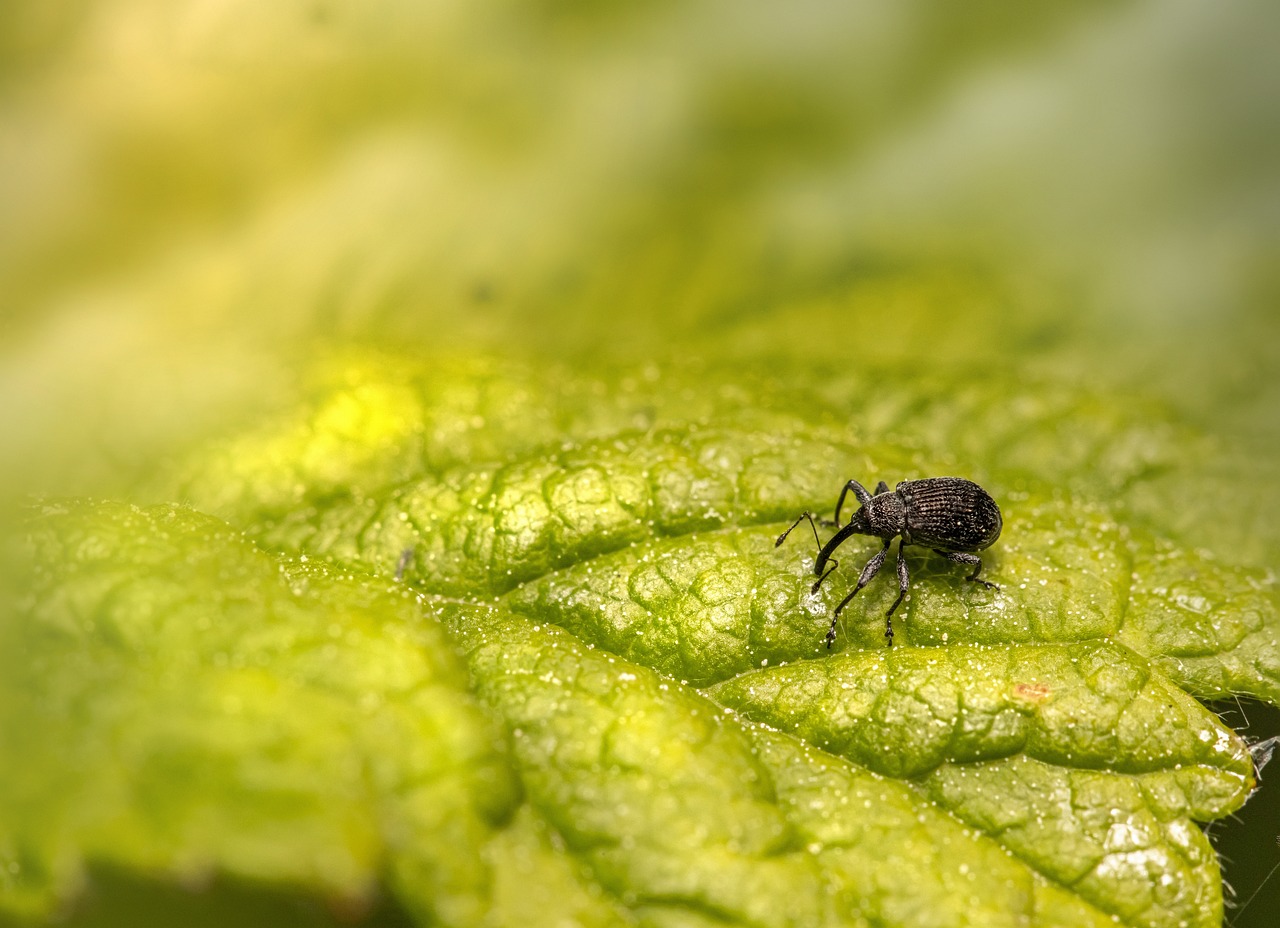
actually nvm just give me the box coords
[1,1,1277,924]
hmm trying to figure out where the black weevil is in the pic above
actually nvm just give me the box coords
[777,477,1002,647]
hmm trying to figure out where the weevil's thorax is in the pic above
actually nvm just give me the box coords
[861,491,907,540]
[897,477,1003,552]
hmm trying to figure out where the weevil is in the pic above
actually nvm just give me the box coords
[777,477,1002,647]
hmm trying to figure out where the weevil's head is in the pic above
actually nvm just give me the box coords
[846,508,872,535]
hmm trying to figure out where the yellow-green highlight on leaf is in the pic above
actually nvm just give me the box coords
[250,426,923,598]
[160,352,1193,544]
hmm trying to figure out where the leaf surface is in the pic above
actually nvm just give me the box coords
[6,354,1277,928]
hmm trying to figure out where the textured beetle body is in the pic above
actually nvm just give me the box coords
[898,477,1002,552]
[777,475,1002,648]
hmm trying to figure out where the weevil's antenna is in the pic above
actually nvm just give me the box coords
[775,512,824,553]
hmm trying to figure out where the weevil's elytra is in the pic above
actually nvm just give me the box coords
[777,476,1002,648]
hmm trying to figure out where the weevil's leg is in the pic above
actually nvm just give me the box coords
[940,551,999,590]
[825,540,891,648]
[842,541,891,611]
[811,558,839,594]
[824,606,845,649]
[832,479,874,527]
[828,481,887,530]
[776,511,823,550]
[888,543,909,617]
[882,542,909,646]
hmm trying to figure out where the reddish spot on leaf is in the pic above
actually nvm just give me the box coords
[1012,682,1052,703]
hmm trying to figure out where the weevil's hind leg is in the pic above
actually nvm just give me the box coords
[776,511,823,550]
[826,540,891,648]
[941,550,999,590]
[882,542,910,646]
[874,481,890,495]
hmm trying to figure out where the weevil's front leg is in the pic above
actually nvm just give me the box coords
[826,539,891,648]
[832,479,874,527]
[873,480,890,495]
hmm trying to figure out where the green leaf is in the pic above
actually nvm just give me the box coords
[157,355,1280,701]
[709,643,1249,926]
[8,352,1277,928]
